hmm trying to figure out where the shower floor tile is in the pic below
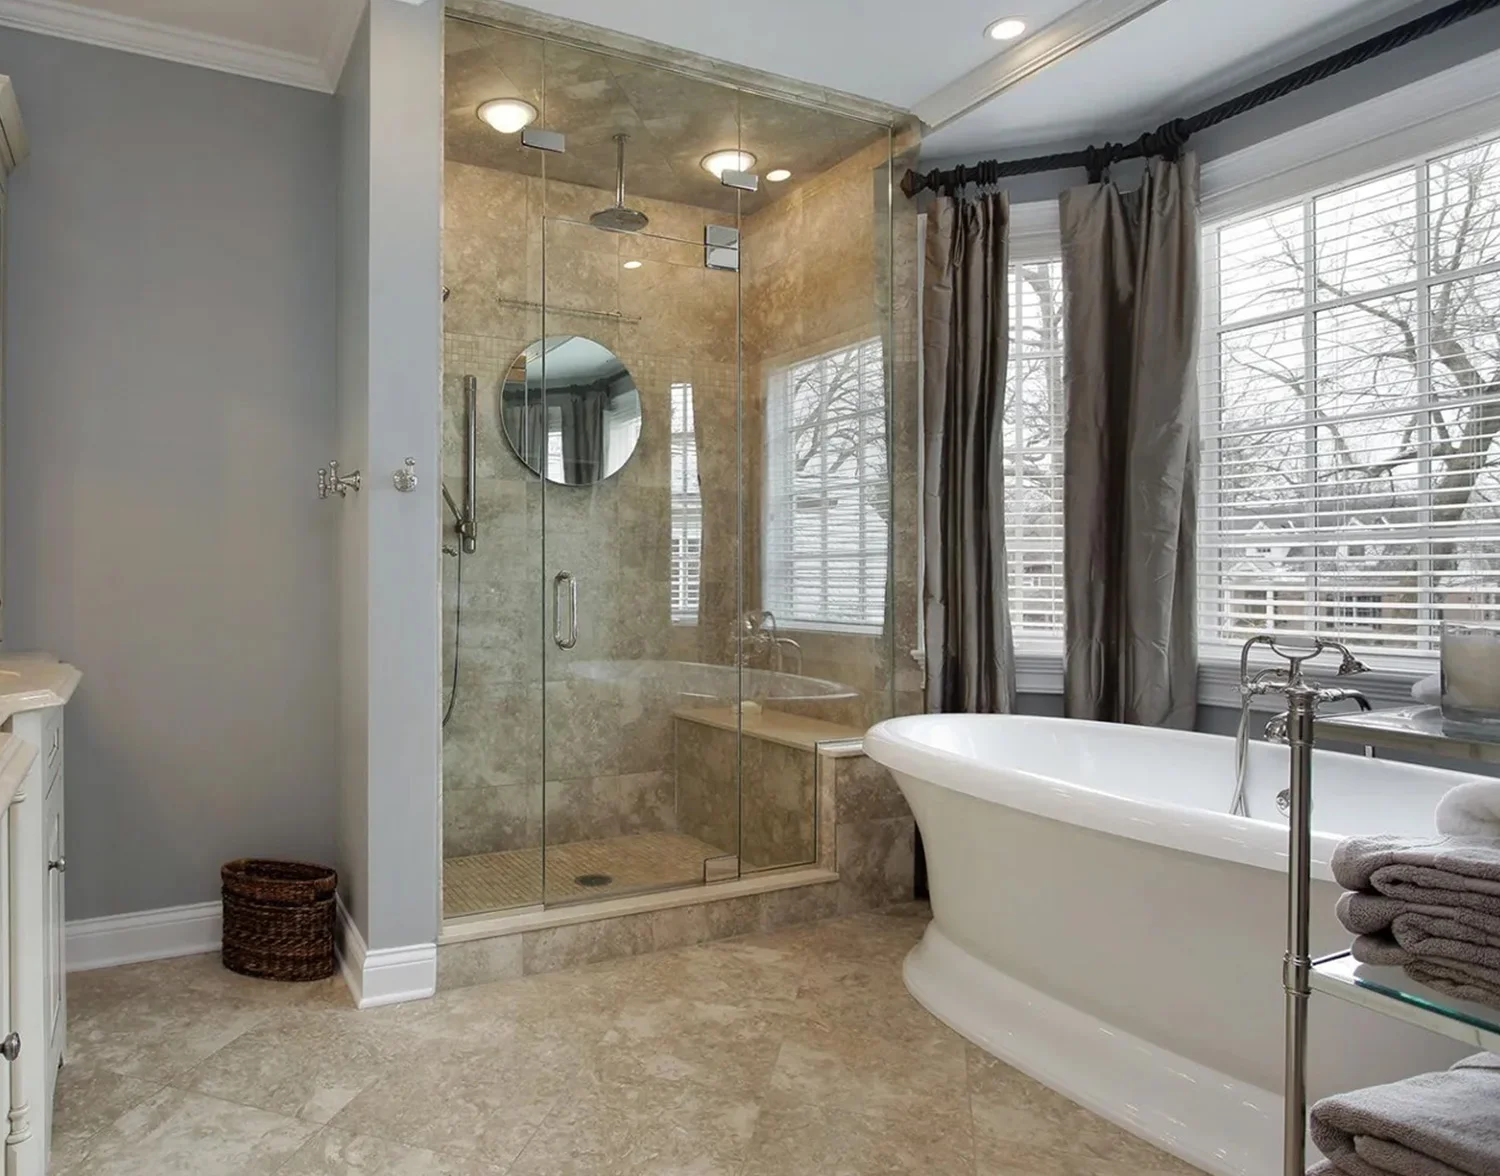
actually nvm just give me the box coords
[443,831,731,917]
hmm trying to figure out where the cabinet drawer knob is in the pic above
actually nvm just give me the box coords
[48,858,65,874]
[0,1033,19,1061]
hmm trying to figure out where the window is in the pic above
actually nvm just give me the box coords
[763,339,889,634]
[669,383,702,625]
[1200,134,1500,659]
[1004,257,1068,644]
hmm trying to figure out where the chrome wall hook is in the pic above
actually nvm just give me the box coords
[318,460,362,499]
[393,458,419,493]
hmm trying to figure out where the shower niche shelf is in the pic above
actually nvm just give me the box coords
[1310,951,1500,1052]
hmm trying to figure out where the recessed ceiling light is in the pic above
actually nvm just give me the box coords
[701,149,757,180]
[622,260,643,270]
[985,16,1027,40]
[477,98,538,135]
[766,168,792,183]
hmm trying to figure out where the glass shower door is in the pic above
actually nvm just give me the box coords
[537,42,746,905]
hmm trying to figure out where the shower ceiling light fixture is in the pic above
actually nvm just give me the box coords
[622,260,643,269]
[766,169,792,182]
[701,149,757,180]
[477,98,538,134]
[985,16,1027,40]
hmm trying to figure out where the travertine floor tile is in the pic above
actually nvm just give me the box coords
[740,1094,974,1175]
[50,908,1207,1176]
[182,1007,413,1123]
[66,984,270,1084]
[506,1073,759,1176]
[55,1087,317,1176]
[593,995,791,1096]
[276,1128,508,1175]
[327,1042,578,1170]
[49,1066,162,1172]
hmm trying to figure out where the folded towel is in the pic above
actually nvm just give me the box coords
[1336,891,1500,942]
[1351,935,1500,1008]
[1437,782,1500,838]
[1331,836,1500,915]
[1395,915,1500,965]
[1309,1052,1500,1176]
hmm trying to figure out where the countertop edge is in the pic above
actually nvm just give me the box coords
[0,657,81,723]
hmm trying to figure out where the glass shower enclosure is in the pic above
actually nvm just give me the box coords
[441,14,896,919]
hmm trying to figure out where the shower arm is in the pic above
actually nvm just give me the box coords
[614,134,627,208]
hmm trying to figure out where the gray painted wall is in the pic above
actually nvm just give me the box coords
[337,10,374,946]
[0,28,339,919]
[921,1,1500,205]
[336,0,443,951]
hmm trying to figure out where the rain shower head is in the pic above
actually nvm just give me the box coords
[590,133,650,234]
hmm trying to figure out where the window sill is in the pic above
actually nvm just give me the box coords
[1010,646,1430,713]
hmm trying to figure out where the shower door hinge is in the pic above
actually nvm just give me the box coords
[703,855,739,884]
[521,127,566,154]
[705,225,740,272]
[721,169,759,192]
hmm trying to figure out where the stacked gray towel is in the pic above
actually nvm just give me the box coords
[1307,1052,1500,1176]
[1332,835,1500,1008]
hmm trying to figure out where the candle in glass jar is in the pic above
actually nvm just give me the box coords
[1441,624,1500,727]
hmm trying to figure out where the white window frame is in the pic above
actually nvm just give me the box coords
[669,382,702,625]
[762,338,889,636]
[988,48,1500,706]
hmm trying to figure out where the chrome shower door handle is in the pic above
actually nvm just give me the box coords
[553,571,578,650]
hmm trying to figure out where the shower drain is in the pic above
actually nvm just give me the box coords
[574,873,613,888]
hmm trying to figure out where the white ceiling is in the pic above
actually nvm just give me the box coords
[919,0,1422,160]
[0,0,1433,159]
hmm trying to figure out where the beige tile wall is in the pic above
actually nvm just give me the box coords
[442,124,921,867]
[443,160,740,858]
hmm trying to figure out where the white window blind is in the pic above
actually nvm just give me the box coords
[1005,257,1068,644]
[1200,134,1500,658]
[669,382,702,625]
[763,339,889,634]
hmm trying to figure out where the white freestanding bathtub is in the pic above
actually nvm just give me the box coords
[864,714,1488,1176]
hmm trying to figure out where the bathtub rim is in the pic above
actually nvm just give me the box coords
[865,713,1482,882]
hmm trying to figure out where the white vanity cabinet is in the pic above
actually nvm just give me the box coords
[0,659,79,1176]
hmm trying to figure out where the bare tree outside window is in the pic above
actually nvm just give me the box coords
[1202,135,1500,655]
[1004,258,1068,641]
[764,339,888,633]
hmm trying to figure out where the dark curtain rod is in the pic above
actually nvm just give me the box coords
[902,0,1500,198]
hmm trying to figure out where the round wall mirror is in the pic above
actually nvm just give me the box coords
[500,336,643,486]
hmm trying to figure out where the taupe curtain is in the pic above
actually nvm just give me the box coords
[923,194,1016,714]
[1060,155,1200,728]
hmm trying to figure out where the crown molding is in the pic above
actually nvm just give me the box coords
[0,0,393,93]
[913,0,1170,131]
[322,0,368,92]
[0,0,327,90]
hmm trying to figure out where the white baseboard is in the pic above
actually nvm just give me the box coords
[335,894,435,1009]
[66,901,222,972]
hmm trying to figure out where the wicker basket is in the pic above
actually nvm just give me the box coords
[221,859,338,982]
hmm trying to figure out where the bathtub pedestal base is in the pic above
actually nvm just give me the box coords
[902,924,1283,1176]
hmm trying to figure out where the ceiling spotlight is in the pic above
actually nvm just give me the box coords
[766,168,792,183]
[477,98,538,135]
[622,260,643,270]
[985,17,1027,40]
[701,149,757,180]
